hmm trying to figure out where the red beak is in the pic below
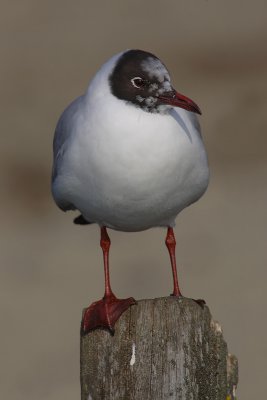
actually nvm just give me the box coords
[158,89,201,115]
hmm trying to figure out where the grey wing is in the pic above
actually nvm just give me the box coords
[51,95,84,210]
[191,113,202,138]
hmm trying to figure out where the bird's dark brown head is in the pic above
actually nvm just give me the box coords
[109,49,201,115]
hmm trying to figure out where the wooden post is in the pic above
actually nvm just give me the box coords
[80,297,238,400]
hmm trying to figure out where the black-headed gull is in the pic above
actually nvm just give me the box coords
[52,50,209,333]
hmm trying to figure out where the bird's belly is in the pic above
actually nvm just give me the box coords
[65,117,209,231]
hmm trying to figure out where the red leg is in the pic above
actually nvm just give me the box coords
[100,226,114,299]
[165,227,206,307]
[82,227,136,334]
[165,227,182,297]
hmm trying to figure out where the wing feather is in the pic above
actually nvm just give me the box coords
[51,95,84,210]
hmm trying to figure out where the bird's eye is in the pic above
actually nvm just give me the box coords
[131,77,146,89]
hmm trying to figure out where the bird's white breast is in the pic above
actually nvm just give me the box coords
[56,95,209,231]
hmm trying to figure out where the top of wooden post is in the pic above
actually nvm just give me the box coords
[80,297,238,400]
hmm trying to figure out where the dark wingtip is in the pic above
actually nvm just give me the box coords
[73,214,91,225]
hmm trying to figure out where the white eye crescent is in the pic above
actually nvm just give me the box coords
[131,77,144,88]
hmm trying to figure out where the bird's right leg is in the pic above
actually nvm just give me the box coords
[82,227,136,335]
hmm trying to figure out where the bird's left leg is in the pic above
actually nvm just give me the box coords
[165,227,182,297]
[82,227,136,334]
[165,227,205,307]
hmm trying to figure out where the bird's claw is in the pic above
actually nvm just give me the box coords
[81,295,136,335]
[192,298,206,308]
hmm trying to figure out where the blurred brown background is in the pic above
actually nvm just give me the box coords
[1,1,266,399]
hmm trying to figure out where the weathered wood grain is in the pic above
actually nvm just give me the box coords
[80,297,238,400]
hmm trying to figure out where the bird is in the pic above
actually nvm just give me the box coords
[51,49,209,334]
